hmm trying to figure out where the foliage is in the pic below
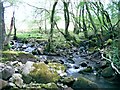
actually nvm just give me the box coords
[105,40,120,69]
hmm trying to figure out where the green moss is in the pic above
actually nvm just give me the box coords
[83,66,93,72]
[72,76,98,90]
[2,51,37,61]
[105,39,113,45]
[2,51,19,61]
[40,83,58,90]
[60,76,75,87]
[25,83,58,90]
[48,63,66,71]
[29,63,60,83]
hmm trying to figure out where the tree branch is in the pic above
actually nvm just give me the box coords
[100,49,120,74]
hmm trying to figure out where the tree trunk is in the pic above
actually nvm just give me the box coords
[85,2,97,36]
[0,1,5,51]
[63,1,70,38]
[82,5,88,38]
[47,0,58,52]
[13,11,17,40]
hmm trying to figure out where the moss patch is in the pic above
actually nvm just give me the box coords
[2,51,37,62]
[48,63,66,71]
[72,76,98,90]
[29,62,60,83]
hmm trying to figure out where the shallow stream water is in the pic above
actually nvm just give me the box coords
[11,40,120,89]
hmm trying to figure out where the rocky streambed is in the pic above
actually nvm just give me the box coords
[1,39,120,90]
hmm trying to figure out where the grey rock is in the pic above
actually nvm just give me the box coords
[1,66,15,80]
[9,73,23,88]
[22,61,35,75]
[0,79,8,90]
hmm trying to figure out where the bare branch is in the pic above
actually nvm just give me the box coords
[100,49,120,74]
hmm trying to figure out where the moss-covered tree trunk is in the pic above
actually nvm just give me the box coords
[63,0,70,40]
[82,5,88,38]
[85,2,97,36]
[47,0,58,52]
[118,0,120,57]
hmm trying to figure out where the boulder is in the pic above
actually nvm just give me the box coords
[2,51,37,63]
[101,66,115,78]
[72,76,98,90]
[9,73,23,88]
[22,61,35,76]
[80,62,88,67]
[1,66,15,80]
[0,79,8,90]
[59,76,75,87]
[29,62,60,83]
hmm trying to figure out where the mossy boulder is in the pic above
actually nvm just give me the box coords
[72,76,98,90]
[48,63,66,71]
[48,63,66,76]
[2,51,37,63]
[59,76,75,87]
[101,66,115,78]
[83,66,93,72]
[29,62,60,83]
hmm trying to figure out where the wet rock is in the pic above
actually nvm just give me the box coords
[32,50,38,55]
[101,66,115,78]
[99,61,108,69]
[1,66,15,80]
[59,76,75,87]
[80,62,88,67]
[67,58,75,64]
[9,73,23,88]
[74,65,79,69]
[37,47,44,54]
[72,76,98,90]
[24,47,35,53]
[0,79,8,90]
[22,44,27,49]
[79,66,93,73]
[44,60,49,64]
[83,66,93,72]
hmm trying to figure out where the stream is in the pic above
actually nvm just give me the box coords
[9,40,120,89]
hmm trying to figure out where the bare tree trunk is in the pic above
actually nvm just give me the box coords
[0,1,5,51]
[13,11,17,40]
[4,11,14,46]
